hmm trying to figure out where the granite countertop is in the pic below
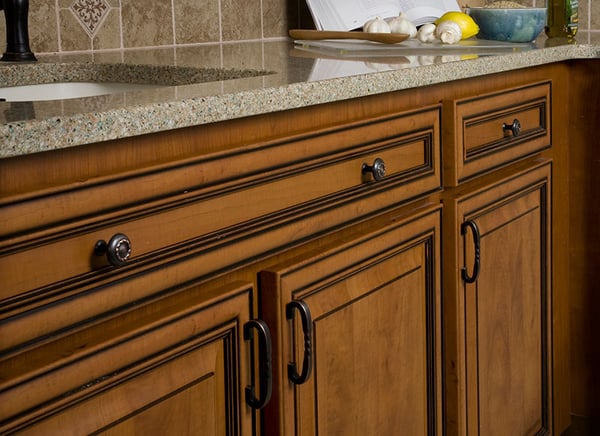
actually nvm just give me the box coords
[1,37,599,159]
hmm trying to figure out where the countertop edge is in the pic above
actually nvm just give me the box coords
[1,43,598,159]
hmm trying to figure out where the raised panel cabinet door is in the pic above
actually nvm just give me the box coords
[260,206,442,436]
[1,281,268,436]
[444,160,552,436]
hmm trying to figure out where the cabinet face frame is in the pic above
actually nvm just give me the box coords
[260,206,442,436]
[443,160,553,436]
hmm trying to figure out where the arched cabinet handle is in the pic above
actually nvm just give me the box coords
[243,319,272,409]
[461,220,481,284]
[503,118,521,137]
[286,300,313,385]
[94,233,132,266]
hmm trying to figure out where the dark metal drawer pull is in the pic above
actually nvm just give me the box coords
[286,300,313,385]
[362,157,386,181]
[244,319,273,409]
[461,220,481,283]
[503,118,521,137]
[94,233,132,267]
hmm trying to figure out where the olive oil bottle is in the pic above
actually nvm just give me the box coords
[545,0,578,39]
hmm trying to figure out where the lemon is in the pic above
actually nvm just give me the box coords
[435,12,480,39]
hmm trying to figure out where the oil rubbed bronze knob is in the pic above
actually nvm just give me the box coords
[503,118,521,137]
[94,233,132,267]
[362,157,386,182]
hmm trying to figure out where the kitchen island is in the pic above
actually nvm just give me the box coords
[1,36,599,435]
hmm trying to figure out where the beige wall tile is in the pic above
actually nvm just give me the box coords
[28,0,59,53]
[590,1,600,30]
[587,28,600,43]
[263,0,288,38]
[121,0,173,48]
[174,0,220,44]
[221,0,262,41]
[1,0,599,57]
[59,9,93,52]
[58,0,74,8]
[93,9,122,50]
[579,0,589,30]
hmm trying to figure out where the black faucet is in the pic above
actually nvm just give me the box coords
[0,0,36,62]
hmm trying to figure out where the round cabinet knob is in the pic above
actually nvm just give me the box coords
[362,157,386,182]
[503,118,521,137]
[94,233,132,267]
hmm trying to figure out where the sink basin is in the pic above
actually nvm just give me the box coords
[0,81,165,102]
[0,62,272,102]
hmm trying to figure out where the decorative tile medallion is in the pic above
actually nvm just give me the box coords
[70,0,111,38]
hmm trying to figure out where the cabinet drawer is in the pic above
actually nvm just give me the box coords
[0,106,441,307]
[443,81,551,185]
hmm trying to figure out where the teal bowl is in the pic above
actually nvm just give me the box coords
[466,7,547,43]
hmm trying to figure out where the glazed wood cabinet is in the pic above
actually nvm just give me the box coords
[442,79,554,436]
[0,96,442,434]
[0,280,264,435]
[0,61,572,435]
[260,206,441,436]
[443,161,553,436]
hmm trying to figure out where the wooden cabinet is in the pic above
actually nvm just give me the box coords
[0,103,440,346]
[443,160,553,436]
[0,95,441,434]
[440,76,558,435]
[260,206,441,436]
[0,280,267,435]
[0,61,574,435]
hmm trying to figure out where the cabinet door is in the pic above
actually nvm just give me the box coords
[260,206,441,436]
[444,161,552,436]
[1,281,270,436]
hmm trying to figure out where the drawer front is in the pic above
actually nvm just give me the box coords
[0,106,441,304]
[443,81,551,185]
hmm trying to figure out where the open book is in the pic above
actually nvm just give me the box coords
[306,0,462,31]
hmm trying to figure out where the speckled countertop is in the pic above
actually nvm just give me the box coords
[1,37,599,159]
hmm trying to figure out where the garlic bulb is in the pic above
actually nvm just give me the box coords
[435,20,462,44]
[386,13,417,38]
[417,23,437,43]
[363,17,391,33]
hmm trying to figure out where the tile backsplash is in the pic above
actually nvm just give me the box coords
[1,0,599,57]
